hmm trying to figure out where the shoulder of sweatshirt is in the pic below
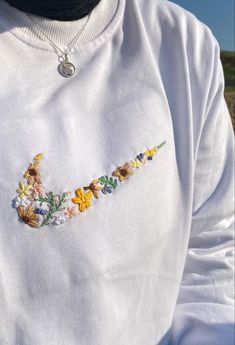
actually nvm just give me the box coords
[134,0,225,158]
[135,0,223,115]
[135,0,219,64]
[136,0,217,45]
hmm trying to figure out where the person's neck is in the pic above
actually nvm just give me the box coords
[3,0,102,21]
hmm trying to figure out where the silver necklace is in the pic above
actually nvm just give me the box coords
[25,11,92,78]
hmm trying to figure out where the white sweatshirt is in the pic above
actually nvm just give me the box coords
[0,0,234,344]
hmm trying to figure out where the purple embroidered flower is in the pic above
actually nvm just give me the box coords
[52,216,66,226]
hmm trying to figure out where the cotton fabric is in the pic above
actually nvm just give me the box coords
[0,0,234,344]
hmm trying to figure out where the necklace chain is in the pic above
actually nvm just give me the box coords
[24,11,92,77]
[25,11,92,59]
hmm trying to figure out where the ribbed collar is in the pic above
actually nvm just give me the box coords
[0,0,124,53]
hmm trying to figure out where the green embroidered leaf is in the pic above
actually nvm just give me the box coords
[112,179,118,188]
[99,176,118,190]
[157,140,167,149]
[35,191,67,226]
[99,176,107,185]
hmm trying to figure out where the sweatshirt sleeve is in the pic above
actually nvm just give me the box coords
[169,27,235,344]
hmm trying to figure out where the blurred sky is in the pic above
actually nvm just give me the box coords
[170,0,234,51]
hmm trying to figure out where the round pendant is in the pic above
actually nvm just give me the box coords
[58,61,76,78]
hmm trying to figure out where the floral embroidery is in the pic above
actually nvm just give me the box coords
[144,146,157,160]
[24,161,41,185]
[131,158,144,168]
[17,205,40,228]
[13,196,31,208]
[52,215,66,225]
[71,188,93,213]
[34,153,43,161]
[36,191,68,226]
[136,153,145,161]
[112,162,134,182]
[64,206,78,219]
[83,179,102,199]
[34,207,48,215]
[12,140,167,229]
[98,176,118,194]
[16,182,32,199]
[30,182,44,199]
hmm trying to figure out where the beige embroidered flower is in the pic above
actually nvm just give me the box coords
[83,179,102,199]
[64,206,78,219]
[30,182,44,199]
[17,205,39,228]
[112,162,134,182]
[24,162,41,185]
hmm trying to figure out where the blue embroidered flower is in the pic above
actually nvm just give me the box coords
[137,153,145,161]
[34,208,48,215]
[101,186,113,194]
[99,176,117,194]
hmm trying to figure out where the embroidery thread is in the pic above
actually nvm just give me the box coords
[12,140,167,228]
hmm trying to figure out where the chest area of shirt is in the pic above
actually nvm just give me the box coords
[0,69,180,237]
[0,83,189,288]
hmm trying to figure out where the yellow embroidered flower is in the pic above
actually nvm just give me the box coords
[16,182,32,199]
[24,162,41,185]
[83,179,102,199]
[112,162,134,182]
[131,158,145,168]
[34,153,43,161]
[17,205,39,228]
[144,146,157,158]
[71,188,93,213]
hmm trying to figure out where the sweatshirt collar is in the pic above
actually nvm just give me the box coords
[0,0,124,53]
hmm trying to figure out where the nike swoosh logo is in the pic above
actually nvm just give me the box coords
[12,140,167,229]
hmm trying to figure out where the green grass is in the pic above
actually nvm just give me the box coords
[220,51,235,131]
[225,86,235,92]
[221,51,235,87]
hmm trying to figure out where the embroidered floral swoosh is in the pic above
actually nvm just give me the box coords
[12,140,167,229]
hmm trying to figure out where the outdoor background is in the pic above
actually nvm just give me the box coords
[171,0,235,130]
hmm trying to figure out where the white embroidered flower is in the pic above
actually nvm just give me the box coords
[33,201,50,214]
[52,216,66,226]
[13,196,31,208]
[37,214,45,225]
